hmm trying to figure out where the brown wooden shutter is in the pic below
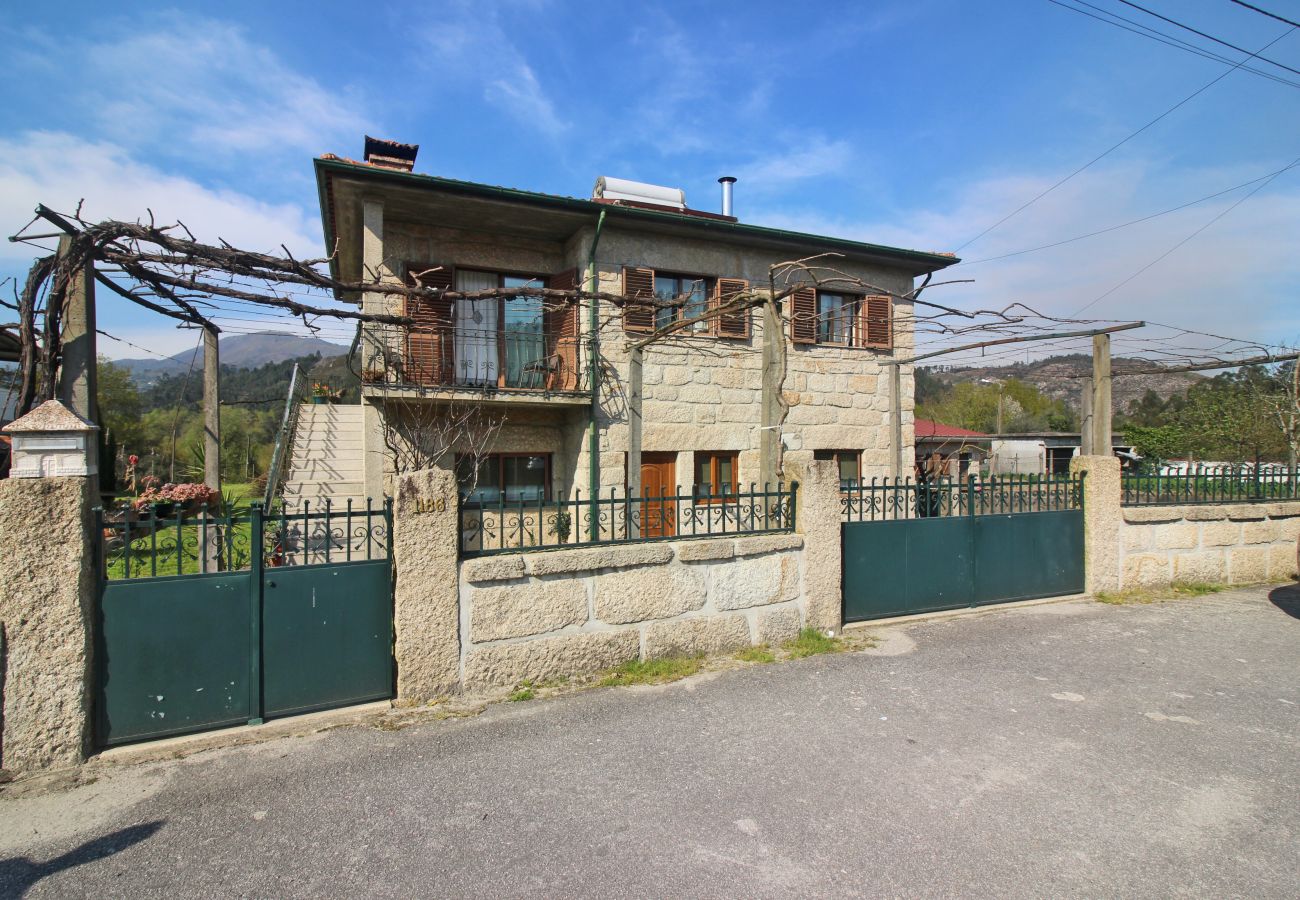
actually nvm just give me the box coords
[622,266,655,333]
[546,268,580,390]
[712,278,750,339]
[404,263,455,385]
[789,286,818,345]
[861,295,892,349]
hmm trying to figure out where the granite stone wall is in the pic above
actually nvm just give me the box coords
[458,533,807,690]
[1119,501,1300,589]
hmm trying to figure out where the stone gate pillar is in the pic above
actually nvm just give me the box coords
[391,465,462,700]
[0,400,98,774]
[793,459,843,633]
[1070,455,1122,594]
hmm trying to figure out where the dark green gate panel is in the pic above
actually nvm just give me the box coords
[261,561,393,718]
[973,511,1084,605]
[843,518,974,622]
[97,573,252,746]
[843,510,1084,623]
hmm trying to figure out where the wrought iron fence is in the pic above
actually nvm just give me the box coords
[841,474,1085,522]
[460,483,798,557]
[1122,465,1299,506]
[96,498,392,581]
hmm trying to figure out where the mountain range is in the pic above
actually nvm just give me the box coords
[925,353,1202,414]
[114,332,349,383]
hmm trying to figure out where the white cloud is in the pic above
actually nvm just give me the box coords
[0,131,321,260]
[417,3,567,138]
[735,137,855,189]
[72,15,371,162]
[745,158,1300,351]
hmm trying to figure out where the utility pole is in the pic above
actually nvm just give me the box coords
[1079,376,1094,456]
[759,298,783,487]
[890,364,903,479]
[55,234,99,471]
[203,324,221,568]
[1090,333,1112,457]
[627,345,643,536]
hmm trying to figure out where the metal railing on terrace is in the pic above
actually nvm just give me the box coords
[361,315,587,394]
[460,483,798,557]
[1121,465,1299,506]
[841,474,1085,522]
[96,498,392,580]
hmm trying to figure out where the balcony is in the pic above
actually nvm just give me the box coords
[361,297,588,404]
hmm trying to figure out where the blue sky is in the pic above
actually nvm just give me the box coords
[2,0,1298,361]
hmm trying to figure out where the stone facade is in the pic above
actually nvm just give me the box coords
[459,533,807,690]
[0,476,95,773]
[335,176,938,509]
[1119,501,1300,589]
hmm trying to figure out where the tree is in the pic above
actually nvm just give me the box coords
[97,357,143,450]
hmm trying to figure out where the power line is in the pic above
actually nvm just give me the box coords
[1230,0,1300,30]
[1071,151,1300,315]
[954,156,1300,266]
[1117,0,1300,76]
[957,14,1296,252]
[1050,0,1300,87]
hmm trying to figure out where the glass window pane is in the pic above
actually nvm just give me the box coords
[502,455,547,502]
[837,453,858,487]
[459,456,500,503]
[818,294,853,344]
[654,276,678,330]
[717,454,734,491]
[503,277,545,388]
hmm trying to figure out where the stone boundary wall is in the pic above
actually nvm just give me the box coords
[1119,501,1300,589]
[458,534,806,690]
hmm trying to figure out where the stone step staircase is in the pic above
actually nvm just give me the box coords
[281,403,367,510]
[277,403,384,564]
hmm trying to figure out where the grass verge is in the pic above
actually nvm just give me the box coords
[1095,581,1228,605]
[782,627,845,658]
[734,645,776,664]
[599,656,703,687]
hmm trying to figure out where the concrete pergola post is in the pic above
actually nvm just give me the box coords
[0,400,98,774]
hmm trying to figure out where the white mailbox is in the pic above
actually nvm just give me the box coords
[2,399,98,478]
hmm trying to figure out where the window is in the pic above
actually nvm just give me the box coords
[457,453,550,503]
[789,288,892,349]
[815,449,860,490]
[818,293,857,346]
[694,451,739,500]
[654,274,711,333]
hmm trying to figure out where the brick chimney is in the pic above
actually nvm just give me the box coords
[363,136,418,172]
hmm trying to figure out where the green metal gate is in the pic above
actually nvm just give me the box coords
[842,475,1085,622]
[94,499,393,747]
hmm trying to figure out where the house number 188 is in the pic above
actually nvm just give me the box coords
[415,497,448,513]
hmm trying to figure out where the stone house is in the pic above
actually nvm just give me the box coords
[308,137,958,515]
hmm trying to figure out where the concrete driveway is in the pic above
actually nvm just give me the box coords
[3,584,1298,898]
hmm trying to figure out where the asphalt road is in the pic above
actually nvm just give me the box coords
[3,585,1298,898]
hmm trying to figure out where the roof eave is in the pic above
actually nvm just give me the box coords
[311,157,960,275]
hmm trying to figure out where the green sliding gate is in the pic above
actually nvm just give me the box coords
[94,499,393,747]
[842,475,1085,622]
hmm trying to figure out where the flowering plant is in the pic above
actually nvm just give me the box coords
[133,482,221,511]
[312,382,342,400]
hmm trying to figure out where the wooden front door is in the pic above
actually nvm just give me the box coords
[640,452,677,538]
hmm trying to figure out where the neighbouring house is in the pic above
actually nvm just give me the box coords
[989,431,1133,476]
[300,137,958,533]
[913,418,991,478]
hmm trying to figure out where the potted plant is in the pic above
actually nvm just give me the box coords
[311,383,343,404]
[133,481,220,518]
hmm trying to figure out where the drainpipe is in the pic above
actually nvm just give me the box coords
[586,209,607,541]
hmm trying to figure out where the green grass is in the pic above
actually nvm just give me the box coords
[734,645,776,664]
[1096,581,1228,605]
[782,627,844,659]
[599,656,703,687]
[507,684,536,702]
